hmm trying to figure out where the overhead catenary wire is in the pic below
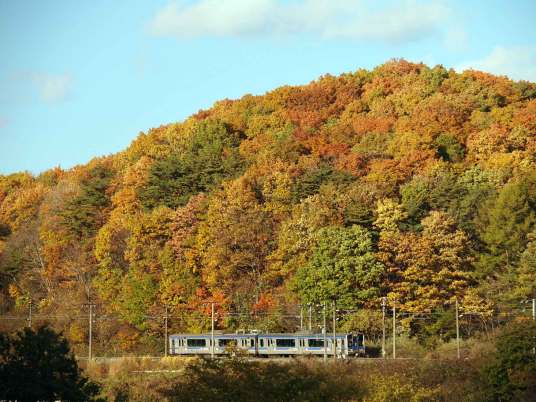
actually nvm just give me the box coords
[2,298,533,360]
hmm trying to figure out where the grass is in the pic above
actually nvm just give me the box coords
[83,355,491,402]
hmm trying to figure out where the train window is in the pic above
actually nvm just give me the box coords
[308,339,324,347]
[356,334,364,346]
[219,339,236,347]
[260,339,264,347]
[276,339,295,348]
[250,339,254,348]
[187,338,206,347]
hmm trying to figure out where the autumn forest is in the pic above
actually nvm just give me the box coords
[1,59,535,353]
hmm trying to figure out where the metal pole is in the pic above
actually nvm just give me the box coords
[309,305,312,331]
[88,303,93,361]
[332,302,336,359]
[382,297,386,358]
[28,300,32,329]
[456,298,460,359]
[323,303,327,363]
[392,301,396,359]
[164,305,168,357]
[532,299,536,355]
[211,302,215,359]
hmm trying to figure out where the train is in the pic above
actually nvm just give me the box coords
[169,332,365,358]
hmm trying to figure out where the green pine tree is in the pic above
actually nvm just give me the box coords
[477,181,535,276]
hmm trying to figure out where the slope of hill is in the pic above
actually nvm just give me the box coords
[1,59,535,350]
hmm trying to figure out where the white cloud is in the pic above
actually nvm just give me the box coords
[4,71,73,105]
[149,0,276,38]
[32,72,73,103]
[324,1,449,43]
[456,46,536,82]
[148,0,450,44]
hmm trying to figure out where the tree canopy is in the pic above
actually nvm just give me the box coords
[292,225,383,306]
[0,60,535,345]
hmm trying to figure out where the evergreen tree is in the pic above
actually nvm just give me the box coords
[510,232,536,300]
[291,165,354,203]
[477,181,535,276]
[0,326,100,401]
[60,165,113,238]
[138,120,244,209]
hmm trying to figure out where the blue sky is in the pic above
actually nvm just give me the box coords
[1,0,535,174]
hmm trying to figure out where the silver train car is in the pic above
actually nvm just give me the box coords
[169,332,365,358]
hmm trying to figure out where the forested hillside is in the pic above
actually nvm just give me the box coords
[1,60,535,350]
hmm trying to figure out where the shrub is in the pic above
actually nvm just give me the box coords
[0,325,101,401]
[363,376,440,402]
[162,357,362,402]
[483,320,536,401]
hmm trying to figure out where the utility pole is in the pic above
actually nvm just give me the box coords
[309,304,312,331]
[532,299,536,355]
[211,302,215,359]
[323,303,327,363]
[392,301,396,359]
[87,303,95,361]
[27,300,32,329]
[332,302,336,359]
[164,305,169,357]
[455,298,460,359]
[381,297,386,359]
[300,306,303,331]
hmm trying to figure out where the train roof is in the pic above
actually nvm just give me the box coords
[170,333,256,338]
[169,332,356,338]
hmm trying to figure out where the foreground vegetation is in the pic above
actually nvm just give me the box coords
[84,321,535,401]
[1,322,534,401]
[0,326,100,401]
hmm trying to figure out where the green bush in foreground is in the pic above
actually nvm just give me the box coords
[484,320,536,401]
[0,325,101,401]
